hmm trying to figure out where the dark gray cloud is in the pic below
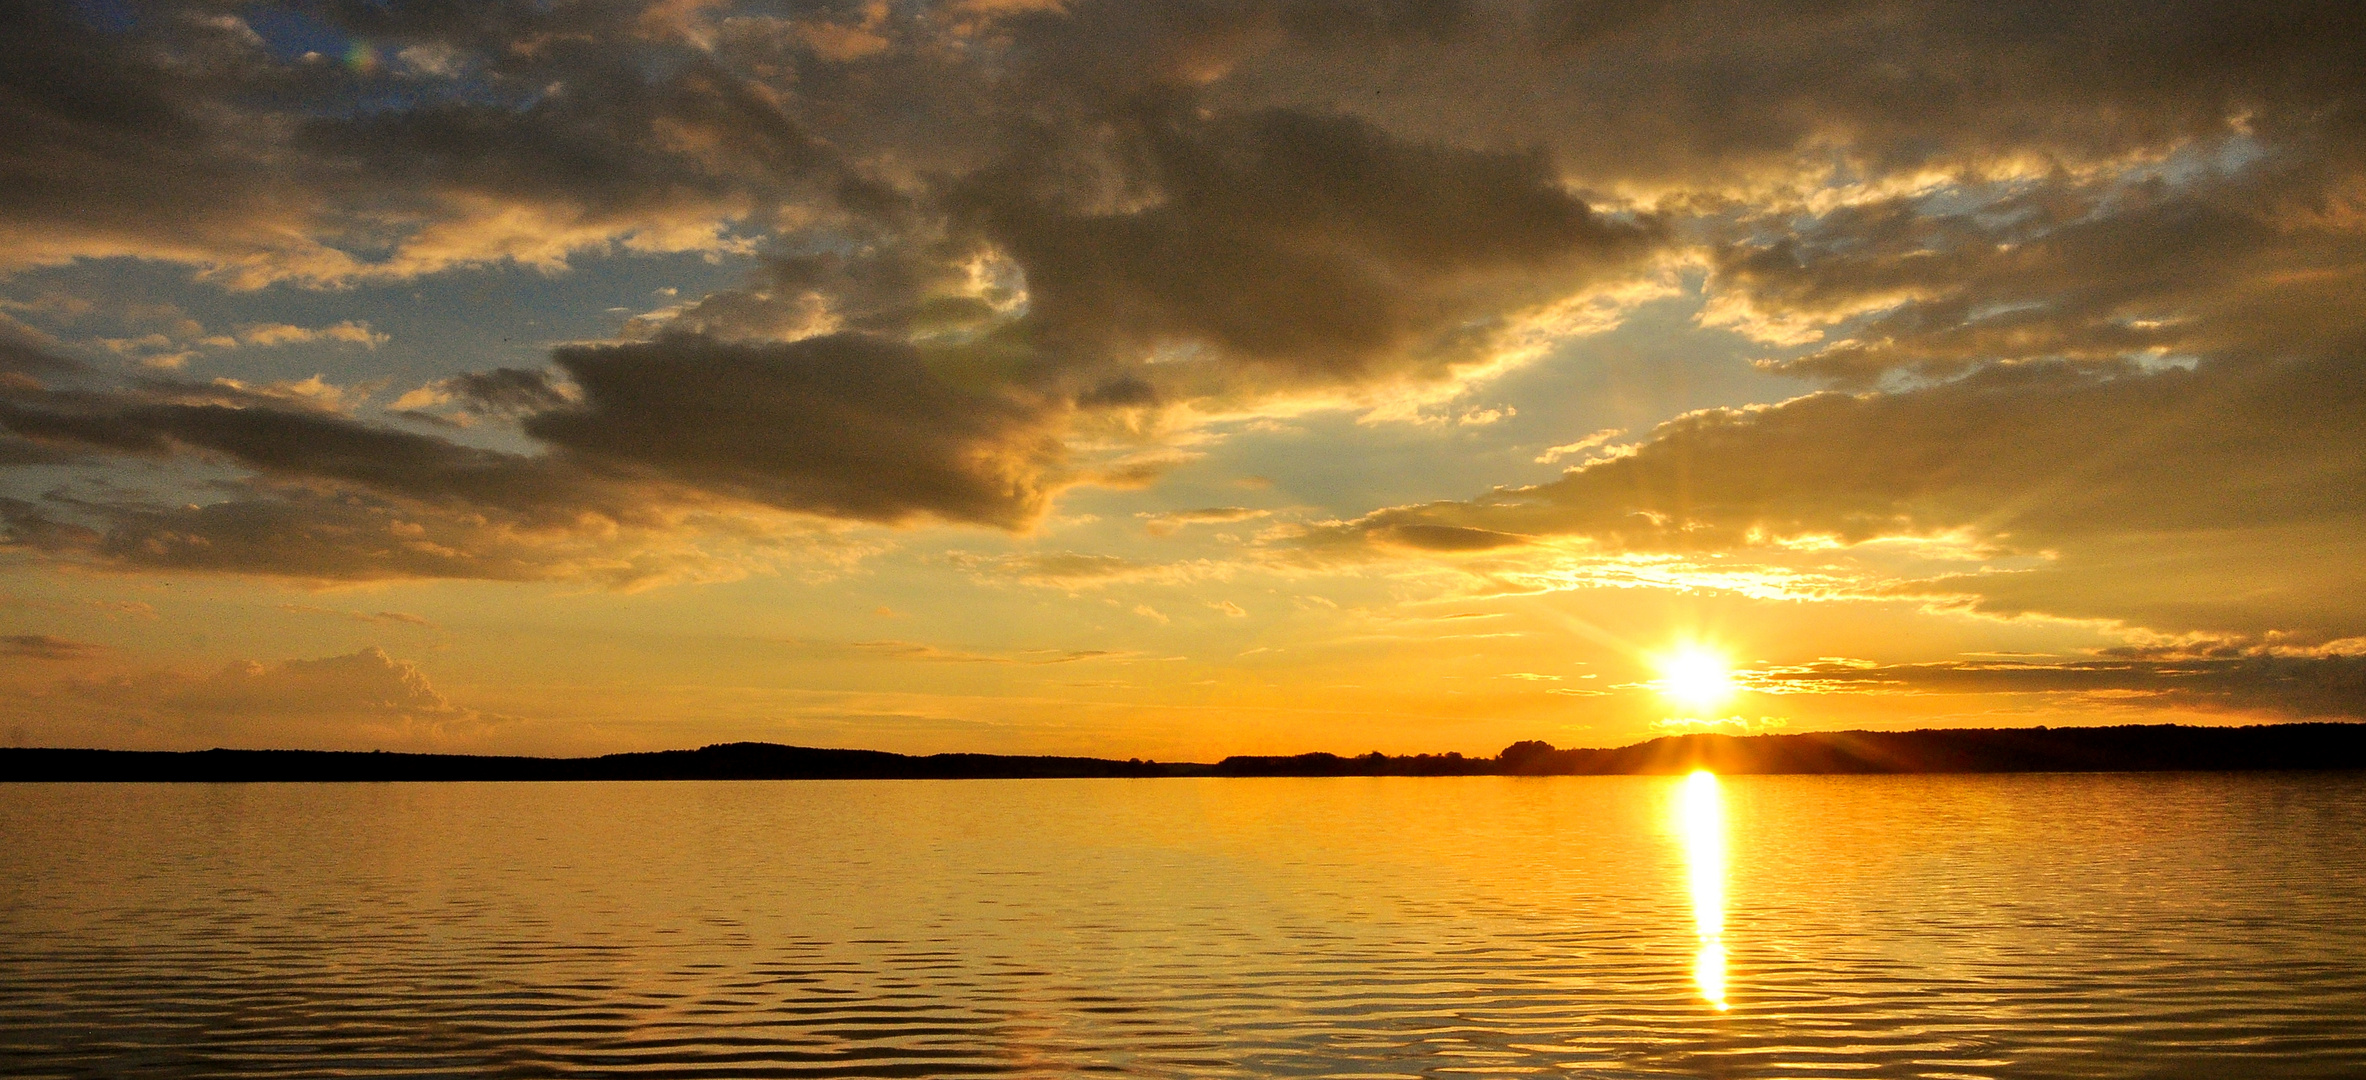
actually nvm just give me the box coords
[0,435,80,466]
[645,240,1009,342]
[0,634,104,660]
[632,99,1660,407]
[1,472,879,588]
[0,328,1071,578]
[1316,352,2366,636]
[1216,0,2366,187]
[28,485,587,583]
[6,0,2366,599]
[10,0,2364,280]
[0,4,308,278]
[1710,166,2366,386]
[0,378,615,519]
[532,333,1066,528]
[0,357,1054,581]
[426,367,576,419]
[0,0,879,282]
[1755,653,2366,720]
[1185,1,2358,649]
[950,105,1658,392]
[0,313,80,380]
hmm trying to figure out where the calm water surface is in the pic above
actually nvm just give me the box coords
[3,773,2362,1078]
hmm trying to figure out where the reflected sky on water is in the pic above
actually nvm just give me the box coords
[5,772,2366,1078]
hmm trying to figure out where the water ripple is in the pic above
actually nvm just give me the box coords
[4,773,2364,1078]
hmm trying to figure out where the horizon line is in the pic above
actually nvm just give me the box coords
[5,721,2365,782]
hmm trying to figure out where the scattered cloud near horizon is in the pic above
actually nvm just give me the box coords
[1,646,507,751]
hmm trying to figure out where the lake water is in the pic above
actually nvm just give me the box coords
[3,773,2362,1078]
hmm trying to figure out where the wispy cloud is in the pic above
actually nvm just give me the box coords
[276,605,441,630]
[0,634,105,660]
[1140,507,1270,536]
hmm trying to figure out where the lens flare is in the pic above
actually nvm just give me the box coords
[1656,646,1736,711]
[1677,769,1729,1011]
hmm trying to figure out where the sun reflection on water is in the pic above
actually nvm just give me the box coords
[1677,769,1729,1011]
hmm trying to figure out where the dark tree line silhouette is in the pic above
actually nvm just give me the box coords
[4,723,2362,781]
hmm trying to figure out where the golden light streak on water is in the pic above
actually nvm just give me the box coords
[1677,769,1729,1011]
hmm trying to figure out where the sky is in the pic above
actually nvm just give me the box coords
[3,0,2363,758]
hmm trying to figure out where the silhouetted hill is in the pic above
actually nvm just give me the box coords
[0,742,1194,782]
[3,723,2362,782]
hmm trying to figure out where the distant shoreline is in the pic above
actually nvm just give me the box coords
[3,723,2364,782]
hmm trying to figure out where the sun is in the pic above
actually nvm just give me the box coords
[1656,645,1737,711]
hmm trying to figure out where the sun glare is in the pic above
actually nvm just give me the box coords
[1656,646,1737,711]
[1677,769,1729,1011]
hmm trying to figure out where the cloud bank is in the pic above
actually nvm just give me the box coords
[0,0,2359,658]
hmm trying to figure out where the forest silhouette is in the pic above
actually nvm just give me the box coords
[4,723,2362,782]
